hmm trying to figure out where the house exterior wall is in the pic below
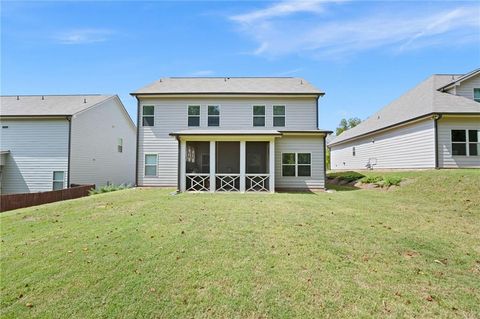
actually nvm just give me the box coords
[70,97,136,187]
[330,119,436,170]
[0,118,69,194]
[437,116,480,168]
[275,135,325,189]
[446,75,480,100]
[137,96,318,187]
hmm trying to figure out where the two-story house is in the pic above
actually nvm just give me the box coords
[0,95,136,194]
[329,68,480,169]
[132,77,331,192]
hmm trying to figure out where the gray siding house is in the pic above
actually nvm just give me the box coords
[132,77,331,192]
[0,95,136,194]
[329,69,480,170]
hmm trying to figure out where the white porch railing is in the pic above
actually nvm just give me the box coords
[246,174,270,192]
[186,174,210,192]
[216,174,240,192]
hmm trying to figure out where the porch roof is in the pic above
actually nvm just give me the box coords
[170,130,282,136]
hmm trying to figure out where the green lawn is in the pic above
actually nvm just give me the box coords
[1,170,479,318]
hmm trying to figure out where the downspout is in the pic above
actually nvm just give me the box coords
[315,95,320,129]
[135,97,140,186]
[67,116,72,187]
[176,136,181,192]
[323,134,327,189]
[433,114,442,169]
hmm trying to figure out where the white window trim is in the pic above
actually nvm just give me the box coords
[208,105,220,127]
[188,105,201,127]
[451,129,479,157]
[144,153,159,177]
[142,105,155,127]
[118,138,123,153]
[281,152,312,177]
[52,171,65,190]
[252,105,266,127]
[273,105,286,127]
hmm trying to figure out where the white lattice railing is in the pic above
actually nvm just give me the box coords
[216,174,240,192]
[246,174,269,192]
[186,174,210,192]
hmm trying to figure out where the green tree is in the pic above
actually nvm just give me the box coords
[336,117,361,136]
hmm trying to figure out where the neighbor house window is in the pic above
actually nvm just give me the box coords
[208,105,220,126]
[53,171,64,190]
[253,105,265,127]
[118,138,123,153]
[452,129,479,156]
[474,88,480,102]
[188,105,200,127]
[352,147,356,156]
[273,105,285,127]
[142,105,154,126]
[144,154,158,176]
[282,153,311,177]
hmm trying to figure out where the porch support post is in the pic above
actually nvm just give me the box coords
[179,139,186,192]
[240,140,246,192]
[269,139,275,193]
[209,141,216,192]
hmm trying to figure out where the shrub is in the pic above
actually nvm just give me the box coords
[327,171,365,182]
[89,183,132,195]
[361,175,383,184]
[383,176,402,187]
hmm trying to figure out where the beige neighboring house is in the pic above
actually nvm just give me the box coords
[131,77,331,192]
[0,95,136,194]
[329,68,480,170]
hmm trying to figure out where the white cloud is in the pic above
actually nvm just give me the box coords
[230,3,480,59]
[54,28,113,44]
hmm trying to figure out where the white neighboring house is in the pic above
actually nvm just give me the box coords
[0,95,136,194]
[132,77,331,192]
[329,69,480,170]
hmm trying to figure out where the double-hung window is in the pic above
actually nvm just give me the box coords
[282,153,311,177]
[188,105,200,127]
[474,88,480,102]
[208,105,220,126]
[145,154,158,176]
[451,129,479,156]
[253,105,265,127]
[53,171,65,190]
[142,105,154,126]
[273,105,285,127]
[118,138,123,153]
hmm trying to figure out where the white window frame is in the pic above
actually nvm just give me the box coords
[188,105,201,127]
[118,138,123,153]
[273,105,286,127]
[252,105,266,127]
[281,152,312,177]
[208,105,220,127]
[142,105,154,127]
[473,88,480,102]
[144,153,158,177]
[451,129,479,157]
[52,171,65,190]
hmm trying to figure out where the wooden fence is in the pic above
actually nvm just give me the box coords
[0,184,95,212]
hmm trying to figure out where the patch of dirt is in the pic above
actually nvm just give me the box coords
[403,251,420,259]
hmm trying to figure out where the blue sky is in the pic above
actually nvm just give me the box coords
[1,0,479,132]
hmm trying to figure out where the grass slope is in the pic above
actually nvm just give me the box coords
[1,170,479,318]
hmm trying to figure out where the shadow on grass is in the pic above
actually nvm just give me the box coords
[326,183,360,192]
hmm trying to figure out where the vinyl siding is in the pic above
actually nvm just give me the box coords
[437,116,480,168]
[275,136,325,189]
[0,119,69,194]
[137,96,318,187]
[330,119,436,170]
[70,97,136,187]
[447,75,480,100]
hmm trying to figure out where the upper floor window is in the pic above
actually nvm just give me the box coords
[188,105,200,127]
[273,105,285,127]
[474,88,480,102]
[281,153,311,177]
[208,105,220,126]
[253,105,265,127]
[53,171,65,190]
[144,154,158,176]
[142,105,154,126]
[352,147,356,156]
[117,138,123,153]
[452,129,479,156]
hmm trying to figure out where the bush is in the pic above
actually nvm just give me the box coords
[361,175,383,184]
[383,176,402,187]
[327,171,365,182]
[89,183,132,195]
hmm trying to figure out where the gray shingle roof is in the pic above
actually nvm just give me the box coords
[329,74,480,146]
[0,95,114,116]
[132,77,323,95]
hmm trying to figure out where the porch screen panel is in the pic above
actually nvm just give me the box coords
[246,142,269,173]
[216,142,240,173]
[186,142,210,173]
